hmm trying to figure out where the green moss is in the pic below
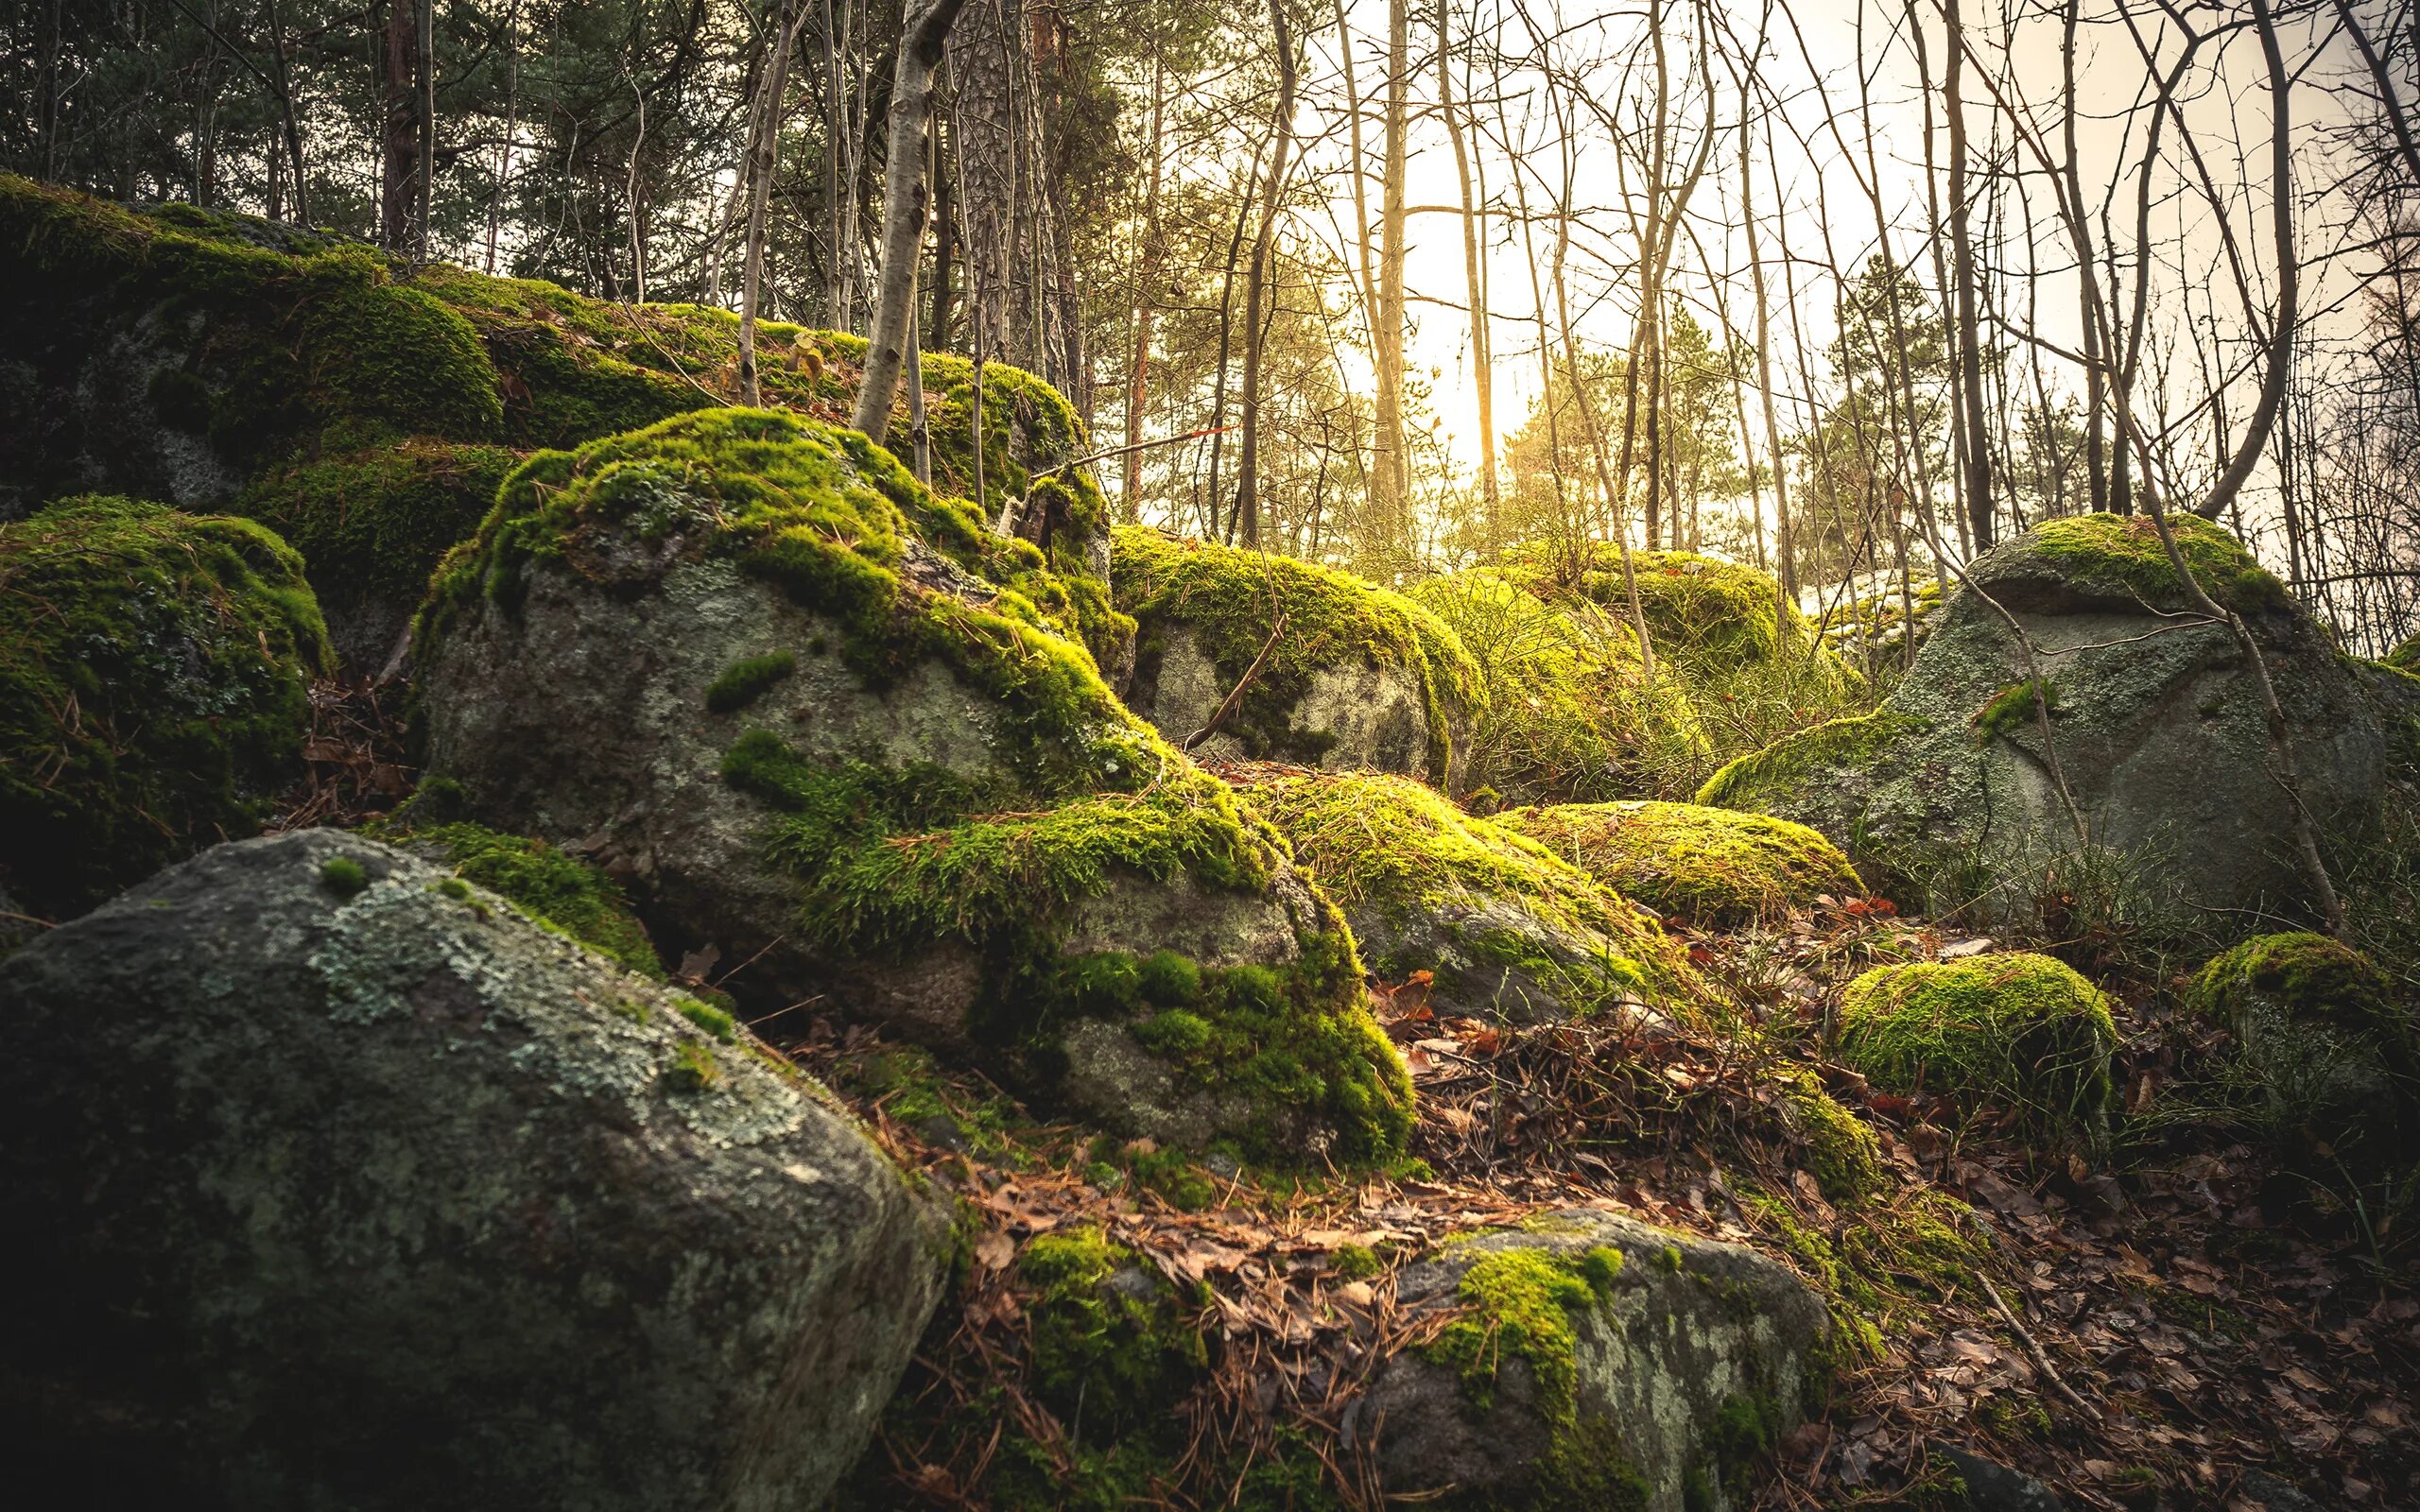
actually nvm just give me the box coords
[1993,512,2288,616]
[1838,954,2118,1134]
[2388,633,2420,672]
[676,994,739,1042]
[1115,525,1481,782]
[2186,933,2405,1052]
[0,496,331,919]
[1018,1227,1209,1438]
[666,1038,722,1091]
[1243,770,1704,1017]
[1331,1243,1383,1280]
[319,856,370,897]
[1972,677,2056,746]
[1536,546,1803,671]
[233,439,516,661]
[1771,1064,1886,1201]
[1494,799,1862,924]
[369,818,666,980]
[1694,711,1923,812]
[704,650,799,714]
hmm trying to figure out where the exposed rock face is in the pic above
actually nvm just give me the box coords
[1236,767,1705,1024]
[0,829,947,1512]
[0,495,330,920]
[1363,1209,1830,1512]
[1112,525,1478,785]
[1699,515,2389,928]
[416,409,1409,1160]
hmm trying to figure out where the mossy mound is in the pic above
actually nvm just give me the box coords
[233,439,519,671]
[1493,800,1863,925]
[1837,954,2118,1137]
[1505,543,1823,673]
[1408,567,1705,806]
[1236,769,1705,1024]
[0,496,331,919]
[2184,933,2416,1159]
[371,814,666,981]
[1692,712,1924,814]
[1771,1064,1887,1202]
[417,408,1409,1162]
[2388,633,2420,673]
[1112,526,1479,784]
[1968,511,2288,617]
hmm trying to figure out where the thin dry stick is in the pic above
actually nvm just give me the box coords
[1183,610,1291,752]
[1978,1273,2098,1419]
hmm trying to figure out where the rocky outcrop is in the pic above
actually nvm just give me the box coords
[1361,1209,1830,1512]
[1112,525,1478,784]
[1493,799,1863,924]
[1236,767,1705,1024]
[1699,514,2390,928]
[0,828,947,1512]
[415,408,1409,1160]
[0,495,330,920]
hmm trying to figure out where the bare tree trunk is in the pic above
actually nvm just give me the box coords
[1943,0,1994,548]
[626,66,648,301]
[379,2,419,250]
[1233,0,1297,551]
[265,0,308,225]
[1438,0,1497,542]
[1371,0,1411,565]
[418,0,435,259]
[854,0,972,447]
[1124,41,1165,509]
[1740,108,1797,602]
[2062,0,2107,512]
[738,0,804,406]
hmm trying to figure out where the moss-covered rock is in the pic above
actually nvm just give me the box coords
[2387,633,2420,673]
[1409,567,1706,805]
[1367,1209,1828,1512]
[1493,800,1862,925]
[1112,526,1479,784]
[0,828,945,1511]
[372,815,666,980]
[0,495,330,919]
[1837,954,2118,1136]
[1698,515,2390,928]
[1816,576,1945,667]
[233,438,518,671]
[1236,769,1705,1024]
[416,408,1409,1161]
[2185,932,2416,1160]
[1770,1063,1887,1202]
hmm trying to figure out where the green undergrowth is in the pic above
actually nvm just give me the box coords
[1410,567,1707,804]
[2386,632,2420,672]
[1837,954,2118,1140]
[1971,677,2056,746]
[1770,1064,1887,1202]
[1695,710,1924,813]
[1240,769,1705,1019]
[1979,512,2288,616]
[1114,525,1480,782]
[1735,1181,1994,1361]
[1493,799,1863,924]
[0,495,330,919]
[368,814,666,980]
[1513,544,1808,675]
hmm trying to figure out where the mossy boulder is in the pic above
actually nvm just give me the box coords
[1698,515,2391,928]
[1236,768,1705,1024]
[2185,932,2417,1159]
[1510,543,1839,677]
[2387,633,2420,673]
[1771,1064,1887,1202]
[372,812,667,981]
[1364,1209,1828,1512]
[0,829,947,1510]
[233,438,518,672]
[1816,576,1945,667]
[1493,800,1862,925]
[0,495,330,920]
[1837,954,2118,1136]
[1409,566,1705,805]
[1112,525,1479,785]
[415,408,1409,1161]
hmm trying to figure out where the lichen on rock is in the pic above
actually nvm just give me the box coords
[1837,954,2118,1137]
[1493,800,1862,925]
[0,494,330,920]
[415,407,1409,1160]
[1112,525,1479,783]
[1236,767,1707,1024]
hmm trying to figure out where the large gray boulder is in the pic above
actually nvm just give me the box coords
[1699,514,2388,927]
[1362,1209,1830,1512]
[0,828,947,1512]
[414,409,1411,1163]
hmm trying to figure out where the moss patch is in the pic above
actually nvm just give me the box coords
[1838,954,2118,1135]
[1241,769,1703,1019]
[1114,526,1480,782]
[2387,633,2420,672]
[1982,512,2288,616]
[704,651,799,714]
[2184,932,2416,1156]
[1771,1064,1886,1202]
[1018,1227,1209,1437]
[370,818,666,980]
[1494,800,1862,924]
[1694,711,1923,813]
[0,495,330,919]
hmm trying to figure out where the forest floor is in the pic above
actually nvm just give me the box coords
[283,683,2419,1511]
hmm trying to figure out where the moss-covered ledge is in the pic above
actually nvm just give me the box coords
[1493,800,1862,924]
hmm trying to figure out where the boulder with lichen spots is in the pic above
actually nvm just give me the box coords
[414,408,1409,1161]
[1698,514,2391,928]
[0,828,946,1511]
